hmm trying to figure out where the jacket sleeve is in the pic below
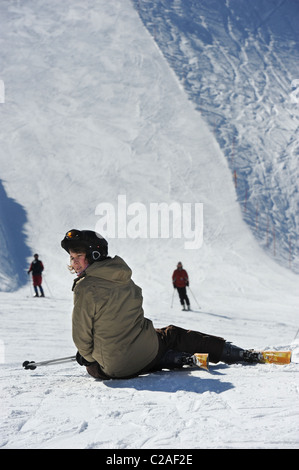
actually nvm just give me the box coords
[72,283,95,363]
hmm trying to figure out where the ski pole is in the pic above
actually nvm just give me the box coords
[188,287,200,309]
[27,270,33,297]
[43,275,53,298]
[22,355,76,370]
[171,288,175,308]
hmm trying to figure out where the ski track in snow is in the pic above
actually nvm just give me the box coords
[2,358,299,449]
[0,0,298,449]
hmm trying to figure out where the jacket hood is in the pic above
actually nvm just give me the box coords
[85,255,132,284]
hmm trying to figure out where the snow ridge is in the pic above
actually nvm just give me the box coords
[133,0,299,273]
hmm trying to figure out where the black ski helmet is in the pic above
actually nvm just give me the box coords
[61,229,108,262]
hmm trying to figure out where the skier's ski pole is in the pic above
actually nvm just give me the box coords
[22,355,76,370]
[188,287,200,309]
[27,271,33,297]
[171,288,175,308]
[43,275,53,298]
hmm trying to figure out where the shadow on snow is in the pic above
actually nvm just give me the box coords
[103,367,233,394]
[0,180,31,291]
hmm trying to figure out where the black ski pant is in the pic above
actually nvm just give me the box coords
[177,287,190,306]
[86,325,225,379]
[149,324,225,368]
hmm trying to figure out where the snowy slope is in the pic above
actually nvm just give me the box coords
[0,0,298,449]
[133,0,299,273]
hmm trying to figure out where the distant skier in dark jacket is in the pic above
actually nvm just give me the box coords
[172,262,190,310]
[28,253,44,297]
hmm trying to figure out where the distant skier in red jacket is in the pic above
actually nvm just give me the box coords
[28,254,45,297]
[172,262,190,310]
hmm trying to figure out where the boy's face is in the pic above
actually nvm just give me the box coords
[69,250,89,274]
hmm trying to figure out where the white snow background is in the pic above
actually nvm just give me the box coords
[0,0,298,450]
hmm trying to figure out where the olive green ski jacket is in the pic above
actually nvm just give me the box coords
[72,256,159,378]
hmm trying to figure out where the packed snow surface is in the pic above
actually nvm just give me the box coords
[0,0,298,449]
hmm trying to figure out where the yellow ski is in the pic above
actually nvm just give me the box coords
[193,353,209,371]
[259,350,292,365]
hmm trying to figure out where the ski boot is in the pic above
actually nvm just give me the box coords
[159,350,191,368]
[159,350,209,371]
[220,342,247,364]
[242,349,262,363]
[178,352,209,370]
[220,343,272,364]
